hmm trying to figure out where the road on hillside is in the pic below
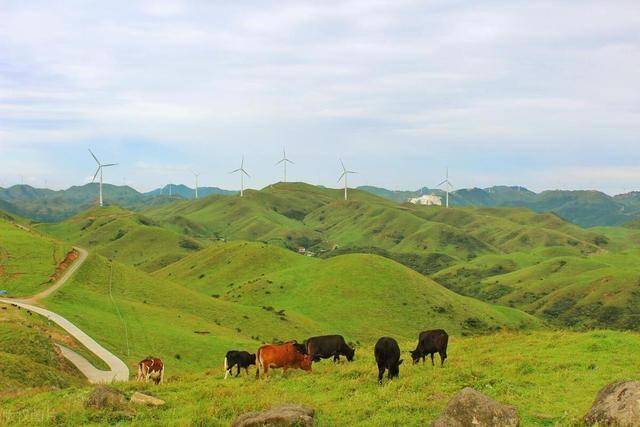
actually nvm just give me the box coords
[0,245,130,383]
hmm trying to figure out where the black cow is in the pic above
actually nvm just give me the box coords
[374,337,403,384]
[224,350,256,379]
[410,329,448,366]
[305,335,355,363]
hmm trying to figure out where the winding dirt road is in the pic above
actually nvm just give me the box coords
[0,246,130,383]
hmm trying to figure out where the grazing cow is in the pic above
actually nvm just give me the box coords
[305,335,355,363]
[137,357,164,384]
[224,350,256,379]
[374,337,403,384]
[410,329,449,366]
[255,341,312,379]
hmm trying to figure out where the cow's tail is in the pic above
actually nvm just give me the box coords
[255,348,262,379]
[136,363,143,382]
[224,356,229,379]
[159,365,164,385]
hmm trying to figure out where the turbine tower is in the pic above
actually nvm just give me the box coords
[437,167,453,208]
[230,156,250,197]
[192,171,200,199]
[89,149,117,207]
[275,148,294,183]
[338,159,357,201]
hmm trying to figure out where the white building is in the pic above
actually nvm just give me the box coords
[409,194,442,206]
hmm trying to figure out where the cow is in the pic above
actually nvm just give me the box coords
[137,357,164,384]
[224,350,256,379]
[410,329,448,366]
[255,341,312,379]
[374,337,403,384]
[305,335,355,363]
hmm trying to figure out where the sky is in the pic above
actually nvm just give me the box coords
[1,0,639,194]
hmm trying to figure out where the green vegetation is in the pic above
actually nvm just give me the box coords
[2,330,638,425]
[0,216,71,297]
[0,305,85,396]
[37,206,208,272]
[360,185,640,227]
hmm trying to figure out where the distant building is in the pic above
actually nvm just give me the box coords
[409,194,442,206]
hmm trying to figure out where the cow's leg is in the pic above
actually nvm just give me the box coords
[430,353,435,366]
[333,354,340,363]
[439,351,446,367]
[245,367,249,375]
[377,364,385,384]
[282,366,288,377]
[235,364,241,377]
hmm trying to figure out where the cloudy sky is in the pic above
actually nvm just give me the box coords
[1,0,639,194]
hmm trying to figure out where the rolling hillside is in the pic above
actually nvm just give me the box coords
[360,185,640,227]
[36,207,208,272]
[0,214,72,297]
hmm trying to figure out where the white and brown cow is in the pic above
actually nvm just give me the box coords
[136,357,164,384]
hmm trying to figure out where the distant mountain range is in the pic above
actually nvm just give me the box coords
[2,182,639,227]
[358,185,640,227]
[0,183,236,222]
[145,184,237,198]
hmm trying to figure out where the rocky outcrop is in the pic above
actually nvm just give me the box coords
[584,380,640,426]
[431,387,519,427]
[85,385,127,410]
[130,392,166,407]
[232,403,315,427]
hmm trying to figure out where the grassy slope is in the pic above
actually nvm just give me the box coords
[1,330,638,426]
[155,241,540,341]
[0,216,71,297]
[36,206,206,273]
[0,305,85,396]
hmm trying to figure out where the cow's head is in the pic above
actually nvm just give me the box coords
[249,353,257,365]
[389,359,403,378]
[300,354,313,371]
[410,350,421,364]
[345,346,356,362]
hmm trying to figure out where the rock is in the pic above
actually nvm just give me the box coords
[431,387,519,427]
[130,392,166,407]
[584,380,640,426]
[231,403,314,427]
[85,385,127,410]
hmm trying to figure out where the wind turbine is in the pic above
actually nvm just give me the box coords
[230,156,250,197]
[89,149,117,207]
[275,148,294,183]
[437,167,453,208]
[192,171,200,199]
[338,159,357,201]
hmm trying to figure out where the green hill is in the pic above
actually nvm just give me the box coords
[0,304,86,396]
[359,185,640,227]
[38,241,538,374]
[0,214,72,297]
[36,206,208,272]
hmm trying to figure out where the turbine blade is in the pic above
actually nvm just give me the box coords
[285,159,294,164]
[340,159,346,171]
[338,172,346,182]
[275,159,284,165]
[437,180,447,186]
[88,149,100,165]
[102,163,118,167]
[230,168,240,174]
[92,167,101,182]
[241,169,250,178]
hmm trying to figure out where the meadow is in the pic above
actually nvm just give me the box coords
[1,330,638,426]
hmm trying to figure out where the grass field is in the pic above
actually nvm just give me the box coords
[0,217,71,297]
[1,330,638,426]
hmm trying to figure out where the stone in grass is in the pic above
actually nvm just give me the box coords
[431,387,519,427]
[231,403,315,427]
[85,385,127,410]
[130,391,166,407]
[584,380,640,426]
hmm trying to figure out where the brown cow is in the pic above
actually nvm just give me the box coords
[137,357,164,384]
[255,341,312,379]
